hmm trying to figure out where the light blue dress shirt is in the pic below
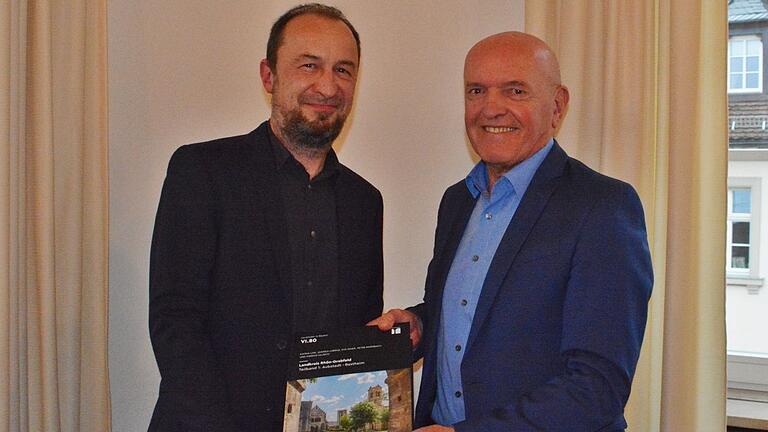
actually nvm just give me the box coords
[432,140,554,426]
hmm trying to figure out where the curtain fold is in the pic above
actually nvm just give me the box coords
[1,0,110,431]
[526,1,727,431]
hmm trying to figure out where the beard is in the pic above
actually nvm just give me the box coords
[278,98,347,151]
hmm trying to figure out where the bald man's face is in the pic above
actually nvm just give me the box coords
[464,38,568,174]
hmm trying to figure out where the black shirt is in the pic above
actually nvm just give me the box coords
[268,127,340,333]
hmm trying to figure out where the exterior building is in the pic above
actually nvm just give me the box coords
[308,404,328,432]
[299,401,314,432]
[336,409,347,422]
[367,384,384,407]
[283,380,308,432]
[385,369,413,432]
[727,0,768,396]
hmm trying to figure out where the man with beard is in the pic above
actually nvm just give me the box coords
[148,4,383,431]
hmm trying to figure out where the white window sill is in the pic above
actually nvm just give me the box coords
[727,277,764,294]
[728,398,768,430]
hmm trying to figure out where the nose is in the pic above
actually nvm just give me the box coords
[312,68,340,98]
[481,89,506,118]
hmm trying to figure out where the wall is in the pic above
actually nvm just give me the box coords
[108,1,524,430]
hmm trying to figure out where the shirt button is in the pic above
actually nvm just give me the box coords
[310,230,317,239]
[307,280,313,287]
[485,213,492,220]
[460,299,468,306]
[455,344,462,352]
[307,184,313,190]
[455,391,462,398]
[472,255,479,262]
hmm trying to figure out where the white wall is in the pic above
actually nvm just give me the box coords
[727,159,768,355]
[108,1,524,430]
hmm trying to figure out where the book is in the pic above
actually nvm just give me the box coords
[282,324,413,432]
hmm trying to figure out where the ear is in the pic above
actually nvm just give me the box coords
[260,59,275,94]
[552,85,570,129]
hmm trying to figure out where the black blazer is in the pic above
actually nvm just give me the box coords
[148,122,383,431]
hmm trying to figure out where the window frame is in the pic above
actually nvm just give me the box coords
[729,35,764,94]
[727,177,762,280]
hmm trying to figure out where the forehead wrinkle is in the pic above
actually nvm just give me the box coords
[296,54,321,61]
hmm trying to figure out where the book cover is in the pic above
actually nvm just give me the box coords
[282,324,413,432]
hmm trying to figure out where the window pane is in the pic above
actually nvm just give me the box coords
[731,246,750,269]
[732,221,751,244]
[731,39,745,56]
[731,74,744,89]
[731,57,744,72]
[746,56,760,72]
[747,39,762,56]
[732,188,752,213]
[746,72,760,89]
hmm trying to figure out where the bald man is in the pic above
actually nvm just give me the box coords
[371,32,653,431]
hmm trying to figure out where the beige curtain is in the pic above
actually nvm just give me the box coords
[1,0,110,431]
[526,1,727,431]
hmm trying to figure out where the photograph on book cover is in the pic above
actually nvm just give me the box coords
[282,324,413,432]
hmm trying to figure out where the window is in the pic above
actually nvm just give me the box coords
[729,36,763,93]
[728,186,754,275]
[727,178,762,280]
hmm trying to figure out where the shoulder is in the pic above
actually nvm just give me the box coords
[563,157,641,205]
[168,124,269,173]
[557,157,646,229]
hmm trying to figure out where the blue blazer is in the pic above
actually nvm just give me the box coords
[412,142,653,431]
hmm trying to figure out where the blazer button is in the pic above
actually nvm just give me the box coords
[276,340,287,350]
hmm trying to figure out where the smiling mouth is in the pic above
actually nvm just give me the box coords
[483,126,517,133]
[305,103,339,112]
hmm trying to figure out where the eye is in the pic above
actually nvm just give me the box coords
[335,66,352,76]
[300,63,317,70]
[467,87,483,95]
[507,87,527,97]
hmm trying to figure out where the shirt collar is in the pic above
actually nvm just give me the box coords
[465,139,555,199]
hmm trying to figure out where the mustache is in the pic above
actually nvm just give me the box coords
[299,94,343,107]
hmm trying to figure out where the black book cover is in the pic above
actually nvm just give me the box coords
[282,324,413,432]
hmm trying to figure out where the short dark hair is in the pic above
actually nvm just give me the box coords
[266,3,360,70]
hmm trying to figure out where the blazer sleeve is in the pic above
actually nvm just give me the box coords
[455,182,653,432]
[148,146,238,431]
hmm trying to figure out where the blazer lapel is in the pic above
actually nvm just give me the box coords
[245,123,293,306]
[433,190,476,300]
[465,143,569,352]
[427,187,476,344]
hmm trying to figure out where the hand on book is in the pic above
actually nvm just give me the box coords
[367,308,422,349]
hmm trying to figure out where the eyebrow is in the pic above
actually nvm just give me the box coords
[295,54,357,70]
[465,80,529,88]
[336,59,358,70]
[296,54,322,62]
